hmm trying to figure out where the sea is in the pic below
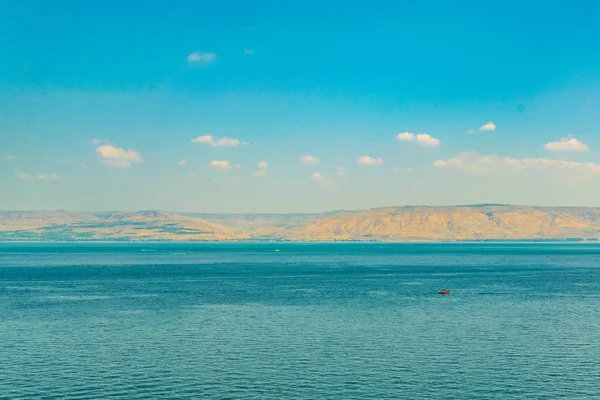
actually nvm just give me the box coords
[1,242,599,399]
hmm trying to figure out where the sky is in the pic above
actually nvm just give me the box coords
[2,0,600,213]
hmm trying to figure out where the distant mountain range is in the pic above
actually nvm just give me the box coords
[2,205,600,241]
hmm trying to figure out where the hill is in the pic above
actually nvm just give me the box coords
[2,205,600,241]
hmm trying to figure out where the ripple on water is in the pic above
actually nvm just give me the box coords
[2,243,600,399]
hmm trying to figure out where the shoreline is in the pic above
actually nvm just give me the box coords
[1,239,599,244]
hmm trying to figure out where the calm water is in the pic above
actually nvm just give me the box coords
[1,243,600,399]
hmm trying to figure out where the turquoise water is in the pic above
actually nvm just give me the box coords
[1,243,600,399]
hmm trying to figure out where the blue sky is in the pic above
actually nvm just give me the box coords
[2,0,600,212]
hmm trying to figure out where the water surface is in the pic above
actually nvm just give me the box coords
[1,243,599,399]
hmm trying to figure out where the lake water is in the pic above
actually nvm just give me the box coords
[1,242,599,399]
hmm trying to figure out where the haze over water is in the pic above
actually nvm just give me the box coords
[2,243,600,399]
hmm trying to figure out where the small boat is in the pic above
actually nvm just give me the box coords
[438,289,451,295]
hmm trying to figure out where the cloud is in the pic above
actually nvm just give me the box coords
[396,132,441,147]
[434,151,600,175]
[397,132,414,141]
[434,152,515,172]
[357,156,383,166]
[244,49,255,55]
[231,177,245,185]
[210,160,231,172]
[91,139,102,146]
[36,174,60,180]
[254,161,269,177]
[337,166,349,182]
[467,129,475,134]
[479,121,496,131]
[310,172,325,183]
[300,155,320,165]
[544,137,589,152]
[191,135,213,144]
[17,172,33,180]
[1,155,17,161]
[214,137,241,147]
[187,52,217,64]
[178,160,187,166]
[17,172,59,180]
[96,145,143,168]
[392,167,414,173]
[416,134,440,147]
[191,135,245,147]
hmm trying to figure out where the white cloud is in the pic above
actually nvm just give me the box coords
[187,52,217,64]
[91,138,102,146]
[393,167,414,173]
[36,174,60,180]
[336,166,349,182]
[191,135,244,147]
[479,121,496,131]
[191,135,213,144]
[96,145,143,168]
[300,155,320,165]
[214,137,241,147]
[396,132,441,147]
[433,152,504,172]
[231,177,245,185]
[1,155,17,161]
[244,49,255,55]
[178,160,187,166]
[210,160,231,172]
[544,137,589,152]
[434,151,600,175]
[416,134,440,147]
[254,161,269,177]
[357,156,383,166]
[310,172,325,183]
[467,129,475,134]
[17,172,33,180]
[397,132,415,141]
[17,172,59,180]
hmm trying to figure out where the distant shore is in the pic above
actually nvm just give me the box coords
[1,238,598,244]
[3,206,600,242]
